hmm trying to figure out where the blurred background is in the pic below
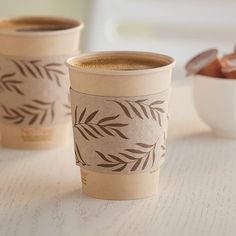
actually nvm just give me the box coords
[0,0,236,78]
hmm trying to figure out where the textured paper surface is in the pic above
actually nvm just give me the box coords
[0,54,72,126]
[71,88,170,174]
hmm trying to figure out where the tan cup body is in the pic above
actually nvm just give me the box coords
[67,51,175,200]
[0,16,83,149]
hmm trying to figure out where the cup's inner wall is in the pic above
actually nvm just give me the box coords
[0,17,80,32]
[71,53,173,71]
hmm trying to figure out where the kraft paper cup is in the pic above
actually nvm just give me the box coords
[0,16,83,149]
[67,51,175,200]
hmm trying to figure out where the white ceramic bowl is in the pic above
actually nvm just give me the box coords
[192,74,236,138]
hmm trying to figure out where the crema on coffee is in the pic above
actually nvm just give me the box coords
[73,55,167,71]
[0,17,79,32]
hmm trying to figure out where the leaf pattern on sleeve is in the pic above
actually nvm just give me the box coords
[0,72,24,95]
[10,59,65,87]
[73,106,128,140]
[1,99,55,125]
[96,139,159,172]
[109,99,166,126]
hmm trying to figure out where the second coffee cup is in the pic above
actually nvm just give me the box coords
[0,16,83,149]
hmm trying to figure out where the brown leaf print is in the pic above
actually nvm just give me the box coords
[110,101,132,118]
[73,106,128,140]
[109,99,166,126]
[161,132,167,158]
[63,93,71,116]
[0,72,24,95]
[10,59,65,87]
[74,141,88,166]
[161,145,166,158]
[96,140,159,172]
[1,99,55,125]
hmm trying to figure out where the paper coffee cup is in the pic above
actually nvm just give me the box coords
[0,16,83,149]
[67,51,175,200]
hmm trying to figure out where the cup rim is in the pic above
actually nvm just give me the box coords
[192,74,236,84]
[0,15,84,36]
[66,51,175,75]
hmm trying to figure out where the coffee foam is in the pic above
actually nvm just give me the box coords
[0,17,79,32]
[73,56,165,71]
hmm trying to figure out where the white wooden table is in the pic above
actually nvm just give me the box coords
[1,82,236,236]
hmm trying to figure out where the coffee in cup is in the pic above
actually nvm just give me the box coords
[67,51,175,200]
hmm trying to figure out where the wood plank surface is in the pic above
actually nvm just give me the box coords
[0,84,236,236]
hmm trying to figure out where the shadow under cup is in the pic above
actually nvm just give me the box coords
[67,51,175,200]
[0,16,83,149]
